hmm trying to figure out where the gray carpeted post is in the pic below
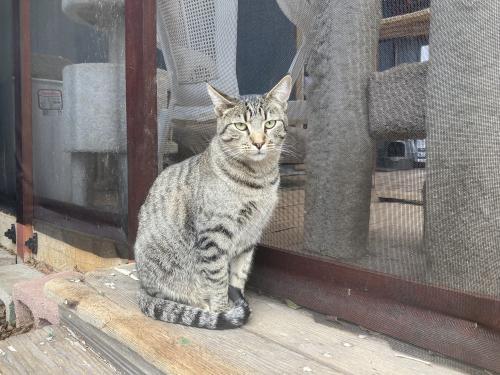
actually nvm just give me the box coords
[424,1,500,295]
[303,0,380,258]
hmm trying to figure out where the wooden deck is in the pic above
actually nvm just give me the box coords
[263,187,305,252]
[261,170,427,281]
[0,326,117,374]
[42,265,481,374]
[374,169,425,205]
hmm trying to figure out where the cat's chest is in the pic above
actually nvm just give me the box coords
[207,188,278,236]
[228,196,275,251]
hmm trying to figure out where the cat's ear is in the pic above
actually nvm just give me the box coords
[207,83,238,117]
[265,74,293,105]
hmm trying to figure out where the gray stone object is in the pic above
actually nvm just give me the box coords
[62,0,125,63]
[369,62,428,140]
[0,264,42,325]
[32,53,72,81]
[63,64,171,153]
[424,1,500,296]
[63,63,127,153]
[303,0,380,258]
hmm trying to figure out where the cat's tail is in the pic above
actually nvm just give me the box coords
[138,288,251,330]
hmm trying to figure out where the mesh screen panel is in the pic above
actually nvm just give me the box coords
[156,0,500,303]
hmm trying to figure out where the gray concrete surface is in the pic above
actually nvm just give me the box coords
[63,64,127,153]
[0,264,42,325]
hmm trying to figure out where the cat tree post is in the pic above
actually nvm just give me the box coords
[424,1,500,295]
[303,0,380,258]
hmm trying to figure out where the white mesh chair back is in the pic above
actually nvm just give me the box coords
[276,0,315,83]
[276,0,313,31]
[157,0,239,107]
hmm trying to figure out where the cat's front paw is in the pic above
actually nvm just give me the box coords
[228,285,251,313]
[228,285,244,303]
[234,297,250,310]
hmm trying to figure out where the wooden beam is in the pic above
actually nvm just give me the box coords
[44,278,254,374]
[12,0,34,261]
[250,245,500,372]
[59,309,163,375]
[380,8,430,41]
[125,0,158,254]
[294,30,305,101]
[253,245,500,332]
[12,0,33,226]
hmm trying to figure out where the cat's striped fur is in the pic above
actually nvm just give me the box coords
[136,75,292,329]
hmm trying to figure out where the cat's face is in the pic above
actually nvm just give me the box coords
[207,75,292,162]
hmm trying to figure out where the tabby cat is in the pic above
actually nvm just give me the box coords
[136,75,292,329]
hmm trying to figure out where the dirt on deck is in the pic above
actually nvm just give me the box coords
[0,303,33,341]
[0,245,47,341]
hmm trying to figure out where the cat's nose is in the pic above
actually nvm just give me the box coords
[250,133,266,150]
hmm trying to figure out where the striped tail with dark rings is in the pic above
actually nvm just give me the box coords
[138,286,251,330]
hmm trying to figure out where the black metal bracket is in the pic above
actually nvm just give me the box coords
[25,233,37,255]
[4,224,16,244]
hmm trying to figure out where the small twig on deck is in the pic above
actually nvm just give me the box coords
[395,354,431,366]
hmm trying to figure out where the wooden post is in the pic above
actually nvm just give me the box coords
[379,8,430,41]
[125,0,158,257]
[12,0,34,261]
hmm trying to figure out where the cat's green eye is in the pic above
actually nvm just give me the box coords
[233,122,248,131]
[265,120,278,129]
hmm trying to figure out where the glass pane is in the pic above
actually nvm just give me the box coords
[0,0,16,211]
[30,0,127,237]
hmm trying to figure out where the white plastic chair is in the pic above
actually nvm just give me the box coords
[275,0,315,85]
[156,0,311,167]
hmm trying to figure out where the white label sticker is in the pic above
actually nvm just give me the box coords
[38,89,63,111]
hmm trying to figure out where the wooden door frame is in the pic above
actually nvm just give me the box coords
[12,0,34,261]
[124,0,158,254]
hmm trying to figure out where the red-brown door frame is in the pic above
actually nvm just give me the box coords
[12,0,34,261]
[124,0,158,257]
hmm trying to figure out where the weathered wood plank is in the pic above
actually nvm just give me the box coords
[244,295,478,375]
[374,169,425,204]
[45,273,341,375]
[0,326,116,375]
[34,220,127,273]
[59,308,163,375]
[380,9,430,41]
[45,266,481,375]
